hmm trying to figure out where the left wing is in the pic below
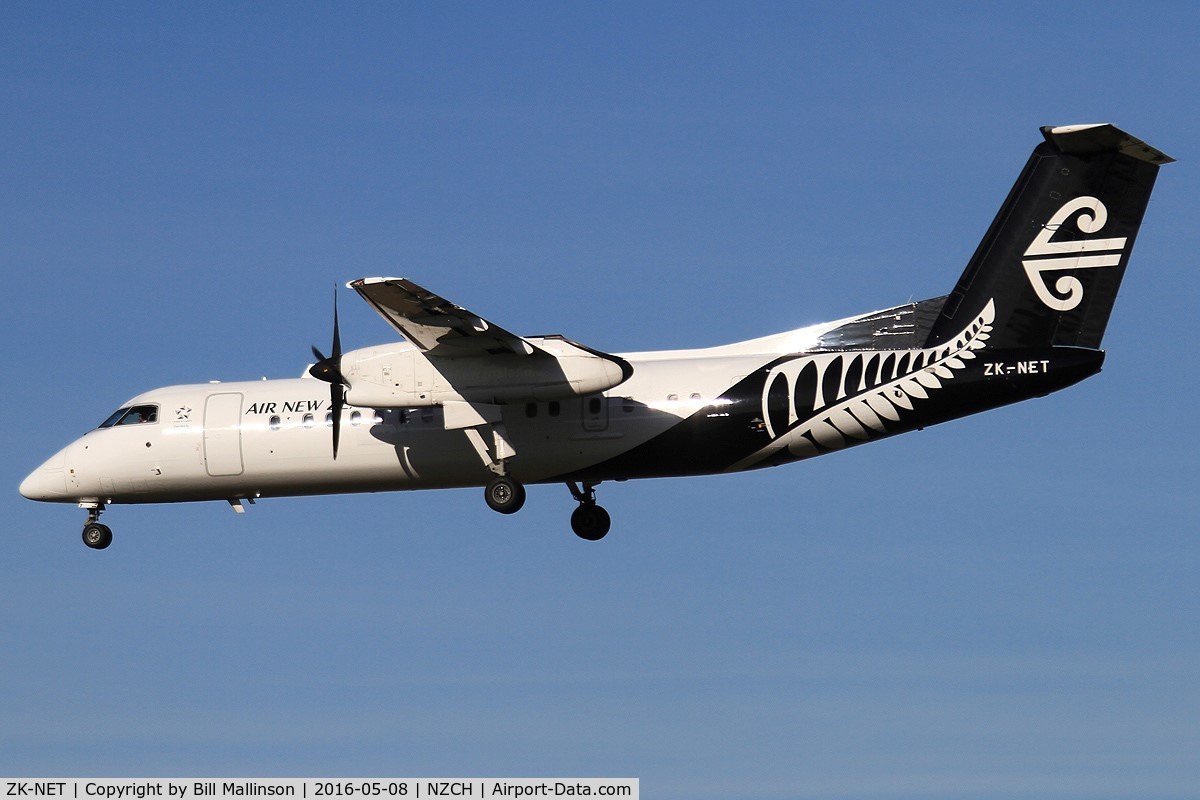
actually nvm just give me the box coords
[350,277,540,357]
[346,276,632,406]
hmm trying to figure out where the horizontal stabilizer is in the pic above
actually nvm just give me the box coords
[1042,124,1174,163]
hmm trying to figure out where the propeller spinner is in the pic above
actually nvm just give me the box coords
[309,289,347,459]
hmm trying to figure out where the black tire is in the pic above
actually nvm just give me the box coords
[570,504,611,541]
[82,522,113,550]
[484,476,526,515]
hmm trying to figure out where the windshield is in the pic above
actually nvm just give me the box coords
[98,405,159,429]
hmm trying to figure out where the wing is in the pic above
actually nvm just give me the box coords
[350,277,540,357]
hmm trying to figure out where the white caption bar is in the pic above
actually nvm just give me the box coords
[0,781,638,800]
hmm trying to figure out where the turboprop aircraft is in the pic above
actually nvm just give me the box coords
[20,124,1172,549]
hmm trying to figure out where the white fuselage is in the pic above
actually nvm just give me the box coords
[20,333,814,507]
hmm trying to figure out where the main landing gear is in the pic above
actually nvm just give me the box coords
[568,481,610,541]
[484,475,527,515]
[81,506,112,550]
[480,477,612,541]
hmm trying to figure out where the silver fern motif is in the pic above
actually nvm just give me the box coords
[733,299,996,470]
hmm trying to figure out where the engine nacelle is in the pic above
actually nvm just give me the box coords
[342,337,631,408]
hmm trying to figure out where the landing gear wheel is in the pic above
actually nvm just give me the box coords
[484,476,526,515]
[82,522,113,550]
[571,504,611,541]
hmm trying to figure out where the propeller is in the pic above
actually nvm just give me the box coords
[308,288,347,459]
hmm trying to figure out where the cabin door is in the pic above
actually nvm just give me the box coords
[203,392,245,477]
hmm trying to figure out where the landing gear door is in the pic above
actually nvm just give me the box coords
[204,392,244,477]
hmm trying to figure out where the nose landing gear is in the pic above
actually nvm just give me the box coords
[81,506,112,550]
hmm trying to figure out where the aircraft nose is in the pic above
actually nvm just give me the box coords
[19,448,70,502]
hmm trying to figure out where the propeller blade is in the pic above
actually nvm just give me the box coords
[309,286,348,459]
[331,383,344,459]
[332,290,341,360]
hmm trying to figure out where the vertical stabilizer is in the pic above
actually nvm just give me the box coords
[925,124,1172,350]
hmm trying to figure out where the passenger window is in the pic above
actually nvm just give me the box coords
[350,411,363,426]
[548,401,561,417]
[525,402,537,418]
[269,416,281,431]
[302,413,315,428]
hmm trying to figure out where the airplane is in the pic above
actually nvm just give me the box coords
[20,123,1173,549]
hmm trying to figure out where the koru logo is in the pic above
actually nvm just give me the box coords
[1023,196,1126,311]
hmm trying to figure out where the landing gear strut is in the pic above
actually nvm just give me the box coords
[81,506,112,550]
[567,481,610,541]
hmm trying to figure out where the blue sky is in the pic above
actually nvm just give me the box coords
[2,3,1197,797]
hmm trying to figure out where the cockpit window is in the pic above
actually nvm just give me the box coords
[99,405,159,428]
[99,407,130,428]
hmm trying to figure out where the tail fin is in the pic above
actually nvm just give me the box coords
[925,124,1172,350]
